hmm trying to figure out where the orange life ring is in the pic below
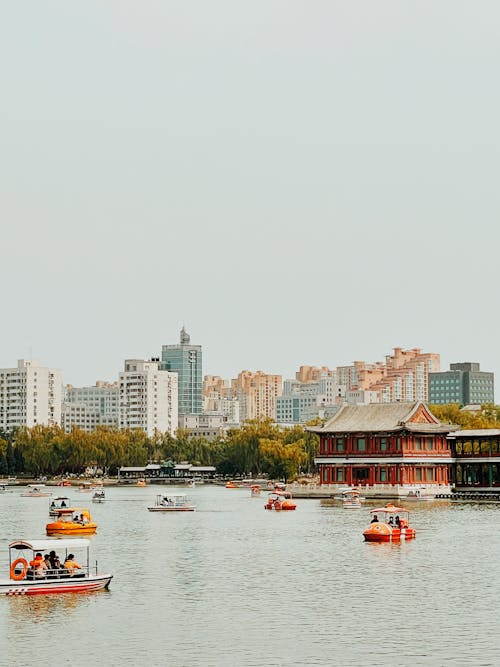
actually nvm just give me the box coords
[10,557,28,581]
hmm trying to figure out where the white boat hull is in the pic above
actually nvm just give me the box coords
[147,506,195,512]
[0,574,112,596]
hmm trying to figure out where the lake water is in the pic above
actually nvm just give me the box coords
[1,484,500,667]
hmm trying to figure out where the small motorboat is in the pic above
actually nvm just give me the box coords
[406,487,434,501]
[92,488,106,503]
[77,482,93,492]
[264,491,297,511]
[225,481,239,489]
[250,484,261,497]
[21,484,52,498]
[49,496,71,516]
[147,494,195,512]
[340,487,362,509]
[46,508,98,536]
[1,538,112,596]
[136,479,147,487]
[57,479,72,487]
[363,504,416,542]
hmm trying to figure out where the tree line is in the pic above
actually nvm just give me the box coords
[0,419,320,481]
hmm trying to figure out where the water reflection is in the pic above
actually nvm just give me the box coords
[6,590,105,624]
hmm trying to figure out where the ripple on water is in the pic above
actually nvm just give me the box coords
[2,489,500,666]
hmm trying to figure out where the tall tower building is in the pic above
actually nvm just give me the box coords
[161,327,202,415]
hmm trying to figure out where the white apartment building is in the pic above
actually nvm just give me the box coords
[0,359,62,431]
[62,382,120,433]
[119,359,178,437]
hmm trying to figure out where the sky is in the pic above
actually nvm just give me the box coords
[1,1,499,391]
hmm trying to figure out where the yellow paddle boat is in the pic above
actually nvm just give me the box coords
[46,508,97,536]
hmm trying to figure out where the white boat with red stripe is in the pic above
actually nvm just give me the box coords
[1,539,113,596]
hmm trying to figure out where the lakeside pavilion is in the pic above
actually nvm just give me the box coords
[448,429,500,488]
[309,401,454,498]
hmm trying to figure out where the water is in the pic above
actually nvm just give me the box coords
[2,485,500,666]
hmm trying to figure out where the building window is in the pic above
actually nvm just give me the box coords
[380,468,387,482]
[416,468,422,482]
[336,468,343,482]
[357,438,366,451]
[416,438,422,451]
[336,438,344,452]
[380,438,387,451]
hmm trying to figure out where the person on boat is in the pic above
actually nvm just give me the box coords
[395,516,401,528]
[30,553,48,578]
[61,500,67,507]
[388,516,394,526]
[79,513,88,524]
[371,515,379,523]
[49,550,62,571]
[64,554,82,576]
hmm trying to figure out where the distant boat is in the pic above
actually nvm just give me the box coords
[49,496,71,516]
[21,484,52,498]
[147,494,195,512]
[92,489,106,503]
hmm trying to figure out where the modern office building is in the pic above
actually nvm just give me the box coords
[161,327,202,415]
[429,362,494,405]
[119,359,178,437]
[0,359,62,431]
[62,382,120,432]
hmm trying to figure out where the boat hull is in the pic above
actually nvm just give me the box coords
[147,506,195,512]
[363,524,416,542]
[264,503,296,511]
[0,574,112,596]
[46,524,97,536]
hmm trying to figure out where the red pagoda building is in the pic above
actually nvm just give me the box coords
[310,401,454,498]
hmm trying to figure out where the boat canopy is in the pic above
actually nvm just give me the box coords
[370,504,407,514]
[162,494,186,499]
[9,538,91,551]
[53,507,90,515]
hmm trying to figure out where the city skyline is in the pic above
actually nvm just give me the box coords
[0,341,496,400]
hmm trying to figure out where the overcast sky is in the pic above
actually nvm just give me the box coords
[1,1,499,391]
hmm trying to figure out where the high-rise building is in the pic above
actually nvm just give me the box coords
[62,381,120,432]
[337,348,440,403]
[119,359,178,437]
[161,327,202,415]
[429,362,494,405]
[202,375,240,425]
[232,370,282,421]
[0,359,62,431]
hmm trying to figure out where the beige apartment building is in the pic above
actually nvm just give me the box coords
[339,348,440,402]
[232,370,283,421]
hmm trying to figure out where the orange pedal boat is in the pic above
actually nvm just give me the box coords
[46,508,97,536]
[265,491,296,511]
[363,504,416,542]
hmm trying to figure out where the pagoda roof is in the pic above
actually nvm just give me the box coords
[308,401,454,434]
